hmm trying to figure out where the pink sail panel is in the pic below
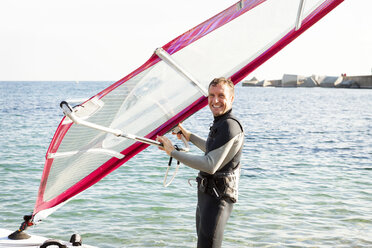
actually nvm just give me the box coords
[33,0,344,222]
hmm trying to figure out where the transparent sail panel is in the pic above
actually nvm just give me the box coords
[44,61,201,202]
[104,61,201,149]
[44,153,111,201]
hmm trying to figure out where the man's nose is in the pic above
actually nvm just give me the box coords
[211,96,218,103]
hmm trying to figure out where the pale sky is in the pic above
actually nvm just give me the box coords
[0,0,371,81]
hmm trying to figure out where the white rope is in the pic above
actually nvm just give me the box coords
[163,160,181,187]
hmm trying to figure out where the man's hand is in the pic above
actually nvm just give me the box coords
[172,123,191,141]
[156,135,175,156]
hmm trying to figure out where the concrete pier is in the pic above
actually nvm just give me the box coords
[343,75,372,89]
[242,74,372,89]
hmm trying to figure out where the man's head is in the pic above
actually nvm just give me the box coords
[208,77,235,117]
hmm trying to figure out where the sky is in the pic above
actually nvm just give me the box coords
[0,0,371,81]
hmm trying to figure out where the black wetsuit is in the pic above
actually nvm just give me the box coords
[172,109,244,248]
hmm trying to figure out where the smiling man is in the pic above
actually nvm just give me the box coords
[157,77,244,248]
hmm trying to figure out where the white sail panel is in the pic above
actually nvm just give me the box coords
[170,0,320,85]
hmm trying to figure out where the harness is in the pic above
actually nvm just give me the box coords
[197,168,240,203]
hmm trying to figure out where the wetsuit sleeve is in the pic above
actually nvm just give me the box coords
[171,132,244,175]
[189,133,206,152]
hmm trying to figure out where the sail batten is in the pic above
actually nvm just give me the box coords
[155,48,208,96]
[33,0,344,223]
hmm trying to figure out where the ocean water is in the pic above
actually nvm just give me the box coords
[0,81,371,248]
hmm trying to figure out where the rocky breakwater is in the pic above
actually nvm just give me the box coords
[242,74,372,89]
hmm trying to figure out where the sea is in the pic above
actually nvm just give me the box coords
[0,81,371,248]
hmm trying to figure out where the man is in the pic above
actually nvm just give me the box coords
[157,77,244,248]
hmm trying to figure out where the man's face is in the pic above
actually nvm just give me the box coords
[208,83,234,117]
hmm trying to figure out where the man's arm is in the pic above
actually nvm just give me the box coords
[189,133,206,152]
[171,132,244,174]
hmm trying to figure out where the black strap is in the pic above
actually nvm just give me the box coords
[168,145,181,167]
[40,240,67,248]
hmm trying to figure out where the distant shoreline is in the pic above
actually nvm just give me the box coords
[2,76,371,89]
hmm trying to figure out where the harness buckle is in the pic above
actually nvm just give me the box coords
[212,187,220,198]
[197,175,221,199]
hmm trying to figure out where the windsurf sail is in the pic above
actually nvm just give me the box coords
[32,0,343,223]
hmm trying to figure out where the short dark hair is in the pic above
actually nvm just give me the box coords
[208,77,234,96]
